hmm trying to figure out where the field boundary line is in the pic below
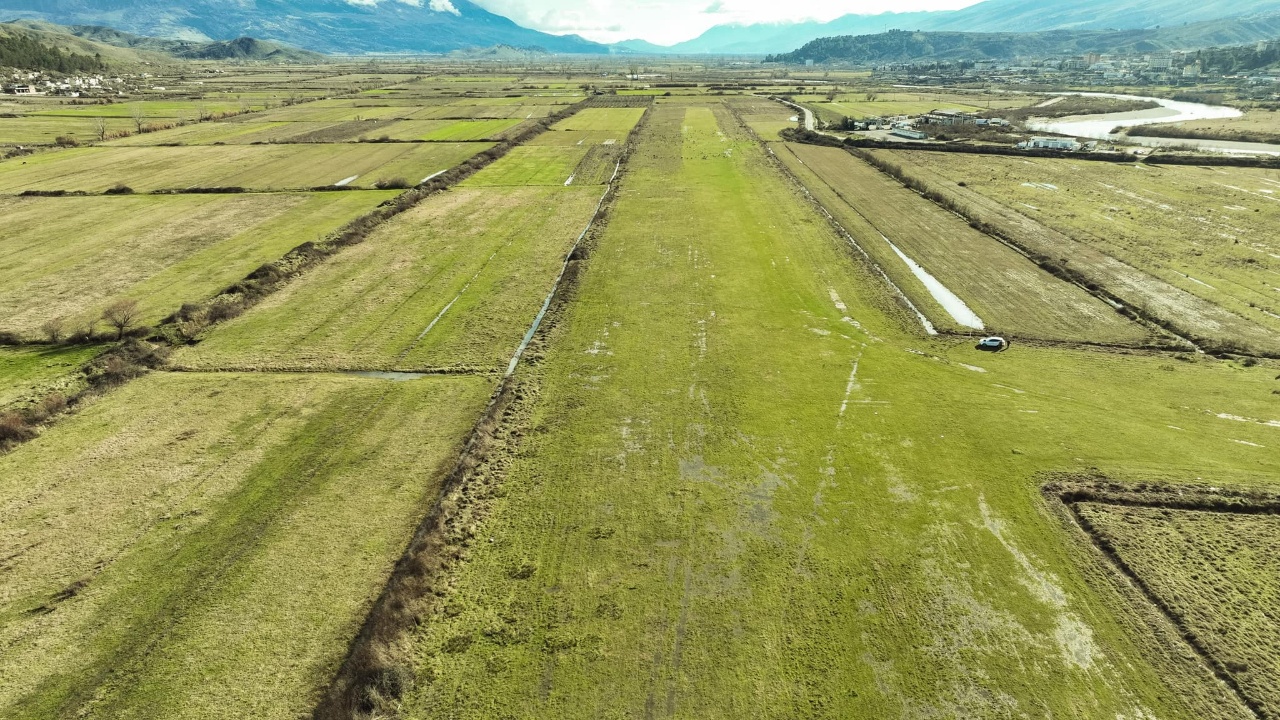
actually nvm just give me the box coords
[1045,477,1275,720]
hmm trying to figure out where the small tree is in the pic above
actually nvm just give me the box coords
[102,299,140,340]
[131,104,146,133]
[41,317,65,343]
[93,116,108,142]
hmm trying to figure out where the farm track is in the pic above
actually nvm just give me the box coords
[310,102,652,720]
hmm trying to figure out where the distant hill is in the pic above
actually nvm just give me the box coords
[0,24,106,72]
[766,17,1280,65]
[2,21,325,65]
[3,0,612,55]
[45,24,326,62]
[639,0,1280,54]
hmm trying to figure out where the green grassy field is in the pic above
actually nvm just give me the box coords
[413,118,528,142]
[551,108,646,133]
[172,186,605,372]
[0,115,136,146]
[461,146,590,187]
[1076,503,1280,716]
[879,152,1280,338]
[0,371,492,720]
[411,103,564,120]
[0,345,103,409]
[28,100,264,119]
[0,192,393,337]
[5,72,1280,720]
[0,142,490,192]
[103,119,417,146]
[772,142,1155,344]
[394,100,1280,719]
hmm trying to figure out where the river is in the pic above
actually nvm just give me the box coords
[1026,92,1280,156]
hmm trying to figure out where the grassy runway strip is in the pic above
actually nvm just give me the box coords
[395,101,1279,719]
[0,192,395,338]
[0,372,492,720]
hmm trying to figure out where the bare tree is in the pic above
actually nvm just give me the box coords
[41,317,65,343]
[130,104,147,133]
[102,299,140,340]
[93,116,108,142]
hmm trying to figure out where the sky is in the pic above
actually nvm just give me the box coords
[469,0,984,45]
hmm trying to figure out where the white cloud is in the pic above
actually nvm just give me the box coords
[429,0,461,14]
[470,0,984,44]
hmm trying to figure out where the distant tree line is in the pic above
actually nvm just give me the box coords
[0,34,105,74]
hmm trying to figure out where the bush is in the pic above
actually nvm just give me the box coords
[0,413,36,445]
[374,177,410,190]
[104,184,134,195]
[54,135,80,147]
[40,317,65,343]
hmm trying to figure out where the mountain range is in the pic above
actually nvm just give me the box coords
[624,0,1280,54]
[1,0,609,55]
[5,0,1280,56]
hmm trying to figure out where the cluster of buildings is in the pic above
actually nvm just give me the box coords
[848,107,1094,152]
[874,49,1280,89]
[2,71,128,97]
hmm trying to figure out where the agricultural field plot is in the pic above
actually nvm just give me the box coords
[881,151,1280,342]
[398,118,529,142]
[395,100,1280,720]
[1074,501,1280,716]
[409,103,565,120]
[173,185,607,372]
[243,103,416,123]
[869,150,1280,355]
[0,142,489,192]
[0,346,102,410]
[103,120,305,146]
[772,143,1152,343]
[0,192,393,337]
[27,100,263,119]
[551,107,646,133]
[729,96,799,140]
[528,129,626,147]
[0,115,136,146]
[461,145,590,186]
[0,371,492,720]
